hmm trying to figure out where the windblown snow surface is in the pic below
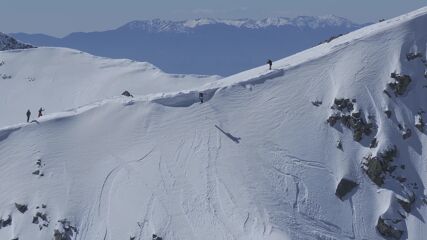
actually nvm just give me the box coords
[1,7,427,240]
[0,47,219,126]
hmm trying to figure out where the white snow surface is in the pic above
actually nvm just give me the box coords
[0,47,220,126]
[1,7,427,240]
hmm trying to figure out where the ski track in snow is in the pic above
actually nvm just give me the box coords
[266,141,358,239]
[96,149,154,239]
[98,149,155,213]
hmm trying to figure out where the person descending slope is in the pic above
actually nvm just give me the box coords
[38,107,45,117]
[26,109,31,122]
[267,59,273,70]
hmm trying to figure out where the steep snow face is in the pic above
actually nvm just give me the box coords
[0,47,220,126]
[1,7,427,240]
[0,32,34,51]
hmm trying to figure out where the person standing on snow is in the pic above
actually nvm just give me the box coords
[199,92,204,103]
[26,109,31,122]
[38,107,45,118]
[267,59,273,70]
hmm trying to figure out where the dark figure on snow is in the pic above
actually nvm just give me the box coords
[199,92,204,103]
[26,109,31,122]
[38,107,44,117]
[121,90,133,98]
[152,234,162,240]
[267,59,273,70]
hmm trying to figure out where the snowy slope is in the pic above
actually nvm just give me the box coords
[0,47,219,126]
[1,7,427,240]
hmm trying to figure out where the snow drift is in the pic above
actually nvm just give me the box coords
[1,7,427,240]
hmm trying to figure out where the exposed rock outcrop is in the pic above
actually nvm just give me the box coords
[0,32,34,51]
[389,73,411,96]
[362,146,397,187]
[15,203,28,214]
[327,98,374,142]
[335,178,358,200]
[376,217,403,240]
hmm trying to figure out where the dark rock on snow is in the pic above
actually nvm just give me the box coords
[389,73,411,96]
[362,146,397,187]
[15,203,28,214]
[335,178,358,200]
[0,215,12,228]
[122,90,134,97]
[376,217,403,240]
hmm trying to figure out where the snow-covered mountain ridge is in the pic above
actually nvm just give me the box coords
[1,6,427,240]
[0,32,34,51]
[0,46,220,127]
[121,15,358,32]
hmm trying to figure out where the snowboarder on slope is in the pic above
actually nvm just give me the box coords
[267,59,273,70]
[26,109,31,122]
[199,92,204,103]
[38,107,44,117]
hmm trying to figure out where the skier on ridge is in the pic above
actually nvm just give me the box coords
[267,59,273,70]
[26,109,31,122]
[38,107,45,117]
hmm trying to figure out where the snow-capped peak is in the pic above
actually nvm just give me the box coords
[120,19,187,32]
[0,32,34,51]
[184,15,356,29]
[119,15,361,32]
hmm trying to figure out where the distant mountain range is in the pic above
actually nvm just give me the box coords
[119,16,360,32]
[11,16,369,76]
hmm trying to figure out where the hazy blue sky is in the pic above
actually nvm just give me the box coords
[1,0,426,36]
